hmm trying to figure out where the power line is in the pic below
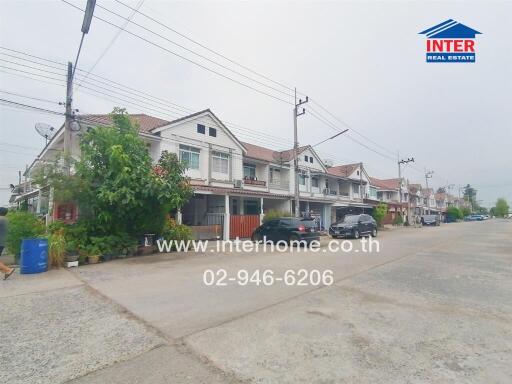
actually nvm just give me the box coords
[94,1,294,98]
[113,0,296,94]
[308,100,397,156]
[76,0,146,90]
[60,0,293,105]
[0,98,65,117]
[0,90,60,105]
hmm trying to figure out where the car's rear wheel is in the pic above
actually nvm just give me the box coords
[371,228,377,237]
[353,230,360,239]
[331,235,338,239]
[289,234,300,246]
[252,233,262,243]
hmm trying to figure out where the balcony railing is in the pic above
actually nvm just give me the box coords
[269,179,289,190]
[243,177,266,187]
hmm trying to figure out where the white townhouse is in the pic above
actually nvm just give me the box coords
[369,177,409,224]
[17,109,380,240]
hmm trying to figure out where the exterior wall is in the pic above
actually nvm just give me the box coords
[158,115,244,184]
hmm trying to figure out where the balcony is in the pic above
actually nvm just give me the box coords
[243,177,266,187]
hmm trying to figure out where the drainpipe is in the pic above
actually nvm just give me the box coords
[260,197,264,224]
[223,194,230,241]
[208,143,212,185]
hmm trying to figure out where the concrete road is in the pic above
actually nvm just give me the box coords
[2,219,511,383]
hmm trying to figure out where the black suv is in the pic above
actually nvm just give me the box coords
[329,214,377,239]
[251,217,320,244]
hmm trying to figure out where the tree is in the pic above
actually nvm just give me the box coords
[372,202,388,227]
[461,207,471,217]
[36,108,192,239]
[437,187,446,193]
[446,206,462,220]
[463,184,477,211]
[493,198,510,218]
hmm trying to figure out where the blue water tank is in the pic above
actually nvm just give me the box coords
[20,238,48,274]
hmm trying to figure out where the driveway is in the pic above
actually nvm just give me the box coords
[1,219,511,383]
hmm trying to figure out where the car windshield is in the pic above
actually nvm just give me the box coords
[342,215,360,224]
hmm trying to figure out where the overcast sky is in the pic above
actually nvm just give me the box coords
[1,0,511,207]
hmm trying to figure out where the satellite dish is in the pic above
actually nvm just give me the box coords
[272,151,286,166]
[35,123,56,145]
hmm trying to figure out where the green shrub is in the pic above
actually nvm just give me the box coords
[5,211,45,259]
[393,213,404,226]
[48,228,66,268]
[372,203,388,227]
[163,218,192,242]
[263,209,291,223]
[446,206,462,220]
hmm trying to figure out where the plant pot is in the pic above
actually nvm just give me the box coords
[66,253,79,263]
[88,255,100,264]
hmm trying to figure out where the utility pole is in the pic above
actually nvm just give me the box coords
[359,162,363,203]
[63,61,73,175]
[63,0,96,175]
[293,88,308,218]
[398,154,414,222]
[425,169,434,214]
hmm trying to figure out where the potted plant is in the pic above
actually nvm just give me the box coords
[86,244,101,264]
[65,240,80,263]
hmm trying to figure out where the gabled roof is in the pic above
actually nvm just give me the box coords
[419,19,481,39]
[370,177,401,191]
[327,163,360,178]
[153,109,246,154]
[241,142,309,163]
[80,113,171,133]
[408,183,422,194]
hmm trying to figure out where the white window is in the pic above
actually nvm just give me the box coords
[299,175,306,185]
[311,177,319,188]
[270,168,281,184]
[212,151,229,173]
[179,144,200,169]
[352,184,360,194]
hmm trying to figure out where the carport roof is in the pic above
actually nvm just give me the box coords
[193,185,291,198]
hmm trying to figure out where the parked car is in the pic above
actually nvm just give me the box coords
[329,214,377,239]
[421,215,440,226]
[464,214,484,221]
[444,215,458,223]
[251,217,320,244]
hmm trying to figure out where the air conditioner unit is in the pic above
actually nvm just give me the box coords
[234,179,242,188]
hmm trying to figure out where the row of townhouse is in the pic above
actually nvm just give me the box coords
[10,109,467,240]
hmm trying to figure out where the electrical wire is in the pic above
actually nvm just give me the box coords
[113,0,296,94]
[76,0,146,90]
[60,0,293,105]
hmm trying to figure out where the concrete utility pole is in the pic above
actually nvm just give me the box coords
[63,0,96,175]
[398,155,414,222]
[398,155,415,203]
[293,88,308,218]
[63,61,73,175]
[425,169,434,214]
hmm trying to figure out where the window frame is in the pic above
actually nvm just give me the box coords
[179,144,200,169]
[209,127,217,137]
[197,124,205,134]
[212,150,229,174]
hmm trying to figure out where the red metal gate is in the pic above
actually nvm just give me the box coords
[230,215,260,239]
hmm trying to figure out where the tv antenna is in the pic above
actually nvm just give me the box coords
[35,123,56,145]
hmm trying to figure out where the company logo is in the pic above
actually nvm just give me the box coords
[419,19,481,63]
